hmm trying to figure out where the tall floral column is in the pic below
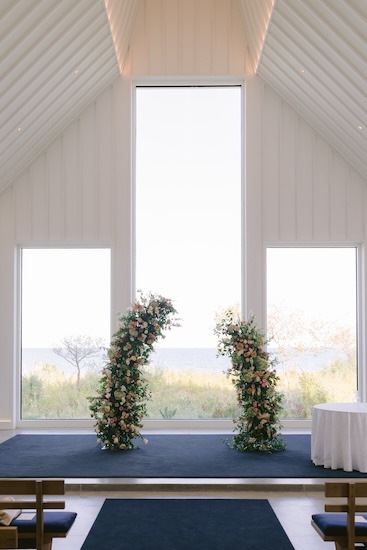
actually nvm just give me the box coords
[215,310,285,453]
[89,292,178,451]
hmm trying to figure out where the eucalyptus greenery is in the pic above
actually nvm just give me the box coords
[89,292,179,451]
[215,310,285,453]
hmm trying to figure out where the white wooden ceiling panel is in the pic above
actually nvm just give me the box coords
[256,0,367,180]
[104,0,141,73]
[237,0,274,72]
[0,0,366,193]
[0,0,120,193]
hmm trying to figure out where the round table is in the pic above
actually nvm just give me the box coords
[311,402,367,472]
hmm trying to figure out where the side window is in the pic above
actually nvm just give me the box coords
[21,248,111,420]
[267,247,357,419]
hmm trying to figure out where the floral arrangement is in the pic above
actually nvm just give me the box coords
[215,310,285,453]
[89,292,179,451]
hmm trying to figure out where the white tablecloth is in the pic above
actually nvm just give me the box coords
[311,402,367,472]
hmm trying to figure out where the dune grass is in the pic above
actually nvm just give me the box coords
[21,358,356,420]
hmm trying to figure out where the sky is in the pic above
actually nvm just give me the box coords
[22,248,111,348]
[267,247,357,330]
[135,86,242,348]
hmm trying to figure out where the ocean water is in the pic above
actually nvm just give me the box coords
[21,346,346,378]
[21,347,231,377]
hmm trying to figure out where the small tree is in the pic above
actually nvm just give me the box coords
[215,310,285,453]
[53,335,105,391]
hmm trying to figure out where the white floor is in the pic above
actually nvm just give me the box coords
[0,429,345,549]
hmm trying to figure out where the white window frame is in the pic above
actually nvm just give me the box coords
[132,77,245,431]
[266,243,364,430]
[16,245,112,429]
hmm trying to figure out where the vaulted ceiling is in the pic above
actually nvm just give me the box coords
[0,0,366,195]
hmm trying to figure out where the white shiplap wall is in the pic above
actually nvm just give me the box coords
[0,0,366,427]
[129,0,247,76]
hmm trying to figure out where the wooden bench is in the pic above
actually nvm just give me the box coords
[0,479,77,550]
[312,481,367,549]
[0,526,17,548]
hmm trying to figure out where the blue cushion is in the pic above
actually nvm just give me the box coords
[10,511,77,534]
[312,513,367,537]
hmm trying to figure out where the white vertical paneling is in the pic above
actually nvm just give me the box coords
[180,0,197,75]
[48,138,65,242]
[263,85,280,242]
[296,120,313,241]
[63,122,82,241]
[312,135,330,241]
[130,0,247,76]
[79,103,98,241]
[228,0,247,75]
[195,0,212,75]
[347,170,365,241]
[330,153,348,241]
[97,87,114,242]
[30,155,48,242]
[164,0,180,74]
[146,0,163,75]
[279,102,297,241]
[260,77,365,248]
[14,172,32,243]
[129,1,147,76]
[212,0,230,74]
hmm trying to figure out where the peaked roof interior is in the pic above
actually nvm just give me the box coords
[1,0,366,195]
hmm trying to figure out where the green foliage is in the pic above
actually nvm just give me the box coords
[88,292,179,451]
[22,365,100,419]
[145,367,238,418]
[159,406,177,419]
[215,310,285,453]
[21,356,356,422]
[278,357,356,419]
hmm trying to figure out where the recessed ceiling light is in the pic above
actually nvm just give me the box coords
[357,124,363,131]
[300,68,305,75]
[17,127,23,133]
[74,68,80,75]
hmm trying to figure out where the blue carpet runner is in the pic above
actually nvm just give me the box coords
[81,499,295,549]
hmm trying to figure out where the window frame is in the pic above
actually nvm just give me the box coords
[265,243,364,426]
[16,245,112,428]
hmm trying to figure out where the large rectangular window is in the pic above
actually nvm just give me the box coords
[135,86,241,419]
[21,248,110,419]
[267,247,357,419]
